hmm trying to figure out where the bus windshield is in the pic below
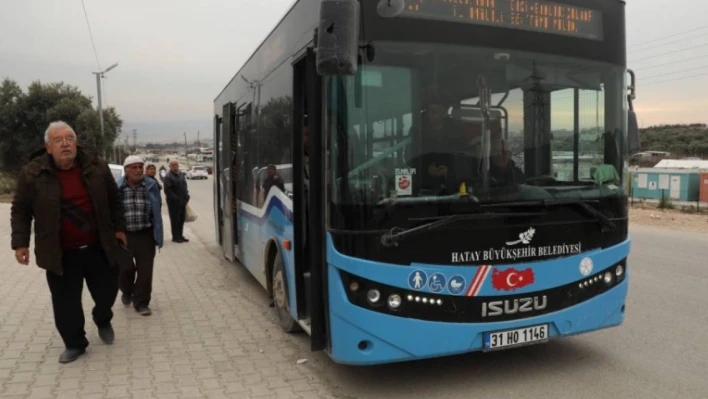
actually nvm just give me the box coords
[326,41,628,207]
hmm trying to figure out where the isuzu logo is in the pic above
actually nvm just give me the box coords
[481,296,548,317]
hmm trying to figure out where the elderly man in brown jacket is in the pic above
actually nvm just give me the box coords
[10,121,127,364]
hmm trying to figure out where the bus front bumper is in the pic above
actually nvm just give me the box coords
[326,266,628,366]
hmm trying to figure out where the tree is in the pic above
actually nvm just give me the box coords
[638,123,708,157]
[0,78,123,172]
[0,79,27,172]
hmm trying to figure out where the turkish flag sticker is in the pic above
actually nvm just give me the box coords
[491,268,535,291]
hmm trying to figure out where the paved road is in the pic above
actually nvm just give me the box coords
[184,175,708,399]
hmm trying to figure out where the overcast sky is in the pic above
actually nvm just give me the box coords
[1,0,707,143]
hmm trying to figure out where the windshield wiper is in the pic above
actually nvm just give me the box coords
[380,211,544,247]
[483,198,617,231]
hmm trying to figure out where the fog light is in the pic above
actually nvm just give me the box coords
[616,265,624,277]
[367,289,381,304]
[603,271,613,284]
[349,281,360,292]
[388,294,402,309]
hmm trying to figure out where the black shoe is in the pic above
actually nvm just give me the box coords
[98,325,114,344]
[59,348,86,364]
[136,306,152,316]
[121,293,132,306]
[180,237,189,242]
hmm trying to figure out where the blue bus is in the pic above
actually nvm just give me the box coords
[213,0,640,365]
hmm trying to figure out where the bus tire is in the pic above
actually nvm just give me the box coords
[272,251,301,333]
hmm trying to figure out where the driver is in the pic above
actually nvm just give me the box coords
[405,90,468,189]
[488,138,525,184]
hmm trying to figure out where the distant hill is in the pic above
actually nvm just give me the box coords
[639,124,708,158]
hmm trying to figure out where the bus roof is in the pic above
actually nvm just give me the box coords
[214,0,301,102]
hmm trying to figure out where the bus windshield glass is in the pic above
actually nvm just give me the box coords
[326,41,628,207]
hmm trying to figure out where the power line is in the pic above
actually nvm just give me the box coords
[634,54,708,72]
[629,33,708,54]
[80,0,102,71]
[630,42,708,63]
[643,72,708,87]
[629,25,708,48]
[641,65,708,81]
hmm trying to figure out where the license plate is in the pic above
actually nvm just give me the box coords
[483,324,549,351]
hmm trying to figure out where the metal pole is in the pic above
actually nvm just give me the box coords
[95,72,105,158]
[573,88,579,181]
[184,132,189,167]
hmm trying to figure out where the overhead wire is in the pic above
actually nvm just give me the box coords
[643,72,708,87]
[629,25,708,48]
[630,42,708,63]
[641,65,708,81]
[80,0,102,72]
[634,54,708,72]
[629,33,708,54]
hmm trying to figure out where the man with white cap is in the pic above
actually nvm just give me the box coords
[116,155,164,316]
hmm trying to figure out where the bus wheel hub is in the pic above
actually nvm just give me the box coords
[274,270,288,311]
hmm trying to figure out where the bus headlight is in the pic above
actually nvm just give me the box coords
[616,265,624,277]
[367,289,381,304]
[387,294,402,309]
[603,271,613,285]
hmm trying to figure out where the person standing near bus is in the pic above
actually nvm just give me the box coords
[163,159,190,243]
[10,121,127,364]
[145,163,163,201]
[117,156,164,316]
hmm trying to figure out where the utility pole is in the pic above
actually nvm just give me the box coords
[133,129,137,151]
[184,132,189,166]
[114,130,119,163]
[92,62,118,159]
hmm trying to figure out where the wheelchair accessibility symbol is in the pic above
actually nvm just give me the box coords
[428,273,447,293]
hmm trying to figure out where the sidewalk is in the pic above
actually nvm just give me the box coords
[0,203,334,399]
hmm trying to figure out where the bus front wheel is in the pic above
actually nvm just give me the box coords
[272,251,301,333]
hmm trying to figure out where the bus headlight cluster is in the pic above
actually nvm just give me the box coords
[406,294,442,306]
[577,264,626,290]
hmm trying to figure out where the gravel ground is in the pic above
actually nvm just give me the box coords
[629,205,708,234]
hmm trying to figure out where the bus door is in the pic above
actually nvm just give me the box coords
[221,102,237,262]
[213,114,223,247]
[293,48,328,351]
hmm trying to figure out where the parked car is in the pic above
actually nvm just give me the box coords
[186,166,208,180]
[108,164,124,183]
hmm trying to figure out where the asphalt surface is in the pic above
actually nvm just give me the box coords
[181,174,707,399]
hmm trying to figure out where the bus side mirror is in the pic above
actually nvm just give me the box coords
[316,0,360,76]
[627,69,640,153]
[628,109,640,153]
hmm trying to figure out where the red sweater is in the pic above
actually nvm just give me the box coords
[54,164,99,250]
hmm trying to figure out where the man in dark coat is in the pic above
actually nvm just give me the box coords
[162,159,190,242]
[10,121,127,364]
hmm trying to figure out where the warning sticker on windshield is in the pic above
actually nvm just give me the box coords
[395,168,415,196]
